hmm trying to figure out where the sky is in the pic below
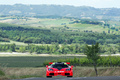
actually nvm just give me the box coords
[0,0,120,8]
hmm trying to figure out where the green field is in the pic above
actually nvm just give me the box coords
[0,56,84,67]
[67,23,106,32]
[0,17,71,28]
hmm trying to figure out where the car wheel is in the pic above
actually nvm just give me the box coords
[67,76,72,77]
[47,76,52,78]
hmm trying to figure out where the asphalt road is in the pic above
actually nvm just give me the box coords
[13,76,120,80]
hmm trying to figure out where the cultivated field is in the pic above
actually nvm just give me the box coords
[0,56,85,67]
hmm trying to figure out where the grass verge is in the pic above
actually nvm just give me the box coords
[0,67,120,79]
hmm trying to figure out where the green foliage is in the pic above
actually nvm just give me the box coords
[80,20,102,25]
[0,43,119,54]
[0,69,5,76]
[84,43,100,76]
[10,43,16,52]
[19,46,26,53]
[0,43,85,54]
[43,56,120,67]
[0,44,16,52]
[99,44,119,54]
[84,43,100,63]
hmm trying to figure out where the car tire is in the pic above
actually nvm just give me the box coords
[67,76,72,77]
[47,76,52,78]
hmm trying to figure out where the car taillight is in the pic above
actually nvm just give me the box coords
[48,68,53,71]
[66,68,71,71]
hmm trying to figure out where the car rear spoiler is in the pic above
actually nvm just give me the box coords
[49,62,70,64]
[66,62,70,64]
[49,62,53,64]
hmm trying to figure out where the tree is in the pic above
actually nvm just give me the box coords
[19,46,26,53]
[84,43,100,76]
[10,43,16,52]
[116,43,120,52]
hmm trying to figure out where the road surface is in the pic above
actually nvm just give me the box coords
[13,76,120,80]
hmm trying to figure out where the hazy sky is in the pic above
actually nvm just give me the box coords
[0,0,119,8]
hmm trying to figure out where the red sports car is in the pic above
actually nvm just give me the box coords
[46,62,73,78]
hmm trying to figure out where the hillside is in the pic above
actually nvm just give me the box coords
[1,4,120,20]
[0,17,120,54]
[0,20,120,45]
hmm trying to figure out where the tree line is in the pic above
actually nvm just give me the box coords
[69,20,102,25]
[0,43,85,54]
[0,43,120,54]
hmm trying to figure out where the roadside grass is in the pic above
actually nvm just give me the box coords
[1,67,120,79]
[3,67,45,79]
[73,67,120,77]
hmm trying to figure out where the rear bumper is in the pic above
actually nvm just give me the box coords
[46,70,73,76]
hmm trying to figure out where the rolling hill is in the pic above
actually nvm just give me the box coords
[0,4,120,20]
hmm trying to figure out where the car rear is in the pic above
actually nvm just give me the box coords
[46,62,73,77]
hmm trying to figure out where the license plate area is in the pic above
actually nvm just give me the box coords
[57,71,64,73]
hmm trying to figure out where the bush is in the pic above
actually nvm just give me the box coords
[0,69,5,76]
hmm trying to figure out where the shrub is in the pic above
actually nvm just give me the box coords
[0,69,5,76]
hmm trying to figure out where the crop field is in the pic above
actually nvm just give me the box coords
[0,56,84,67]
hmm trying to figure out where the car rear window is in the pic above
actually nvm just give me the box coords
[51,63,68,68]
